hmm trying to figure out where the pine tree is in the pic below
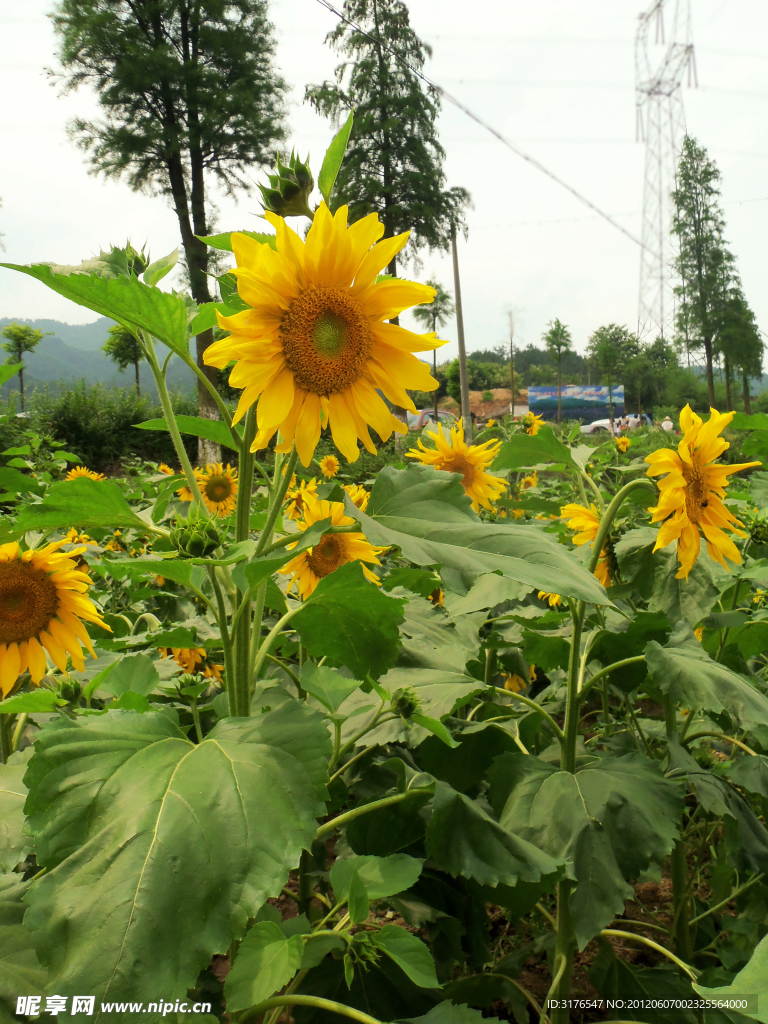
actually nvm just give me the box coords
[672,137,734,406]
[305,0,468,275]
[50,0,288,454]
[542,318,573,425]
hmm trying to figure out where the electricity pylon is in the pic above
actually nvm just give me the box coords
[636,0,696,340]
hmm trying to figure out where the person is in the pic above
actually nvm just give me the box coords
[661,416,674,432]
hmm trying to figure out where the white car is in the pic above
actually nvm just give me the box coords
[580,414,644,435]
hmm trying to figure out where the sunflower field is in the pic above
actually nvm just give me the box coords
[2,129,768,1024]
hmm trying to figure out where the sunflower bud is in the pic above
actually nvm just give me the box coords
[259,151,315,220]
[170,507,220,558]
[58,678,82,704]
[390,687,422,721]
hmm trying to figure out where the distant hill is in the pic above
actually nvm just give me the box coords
[0,317,195,397]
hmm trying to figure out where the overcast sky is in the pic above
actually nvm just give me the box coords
[1,0,766,362]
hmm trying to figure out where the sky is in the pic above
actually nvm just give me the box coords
[1,0,767,363]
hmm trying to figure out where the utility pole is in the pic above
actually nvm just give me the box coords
[507,308,516,416]
[451,224,472,441]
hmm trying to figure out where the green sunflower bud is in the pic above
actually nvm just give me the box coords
[170,507,221,558]
[390,687,422,721]
[58,678,82,704]
[258,151,315,220]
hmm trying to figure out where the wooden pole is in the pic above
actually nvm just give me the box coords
[451,224,472,441]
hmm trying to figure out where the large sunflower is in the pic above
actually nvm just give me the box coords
[66,466,104,481]
[0,540,108,695]
[280,497,383,599]
[646,405,760,579]
[561,502,611,588]
[406,422,506,512]
[177,464,239,517]
[203,203,442,465]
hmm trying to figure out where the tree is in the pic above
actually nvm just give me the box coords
[1,323,51,412]
[716,291,763,413]
[305,0,469,276]
[672,137,735,406]
[413,278,453,420]
[586,323,640,418]
[103,324,144,396]
[50,0,288,455]
[542,318,573,425]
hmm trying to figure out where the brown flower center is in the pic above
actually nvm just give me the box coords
[205,475,234,504]
[0,561,58,644]
[281,286,374,395]
[444,453,476,489]
[307,535,346,579]
[682,455,707,524]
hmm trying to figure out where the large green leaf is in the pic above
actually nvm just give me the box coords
[0,466,41,496]
[0,878,47,1012]
[23,702,330,1013]
[371,925,439,989]
[329,855,424,903]
[197,230,276,252]
[425,781,560,888]
[0,757,31,871]
[16,478,151,533]
[0,363,21,389]
[293,561,405,680]
[493,427,574,470]
[588,612,670,693]
[300,663,361,712]
[403,1004,486,1024]
[1,261,189,358]
[99,654,160,698]
[135,415,240,453]
[489,753,683,948]
[105,558,207,592]
[318,111,354,204]
[694,932,768,1022]
[645,625,768,732]
[224,920,304,1012]
[348,466,607,604]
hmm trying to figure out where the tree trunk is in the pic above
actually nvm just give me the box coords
[703,336,716,406]
[557,357,562,426]
[608,383,614,434]
[134,359,141,397]
[743,369,752,414]
[724,351,732,411]
[451,225,472,441]
[18,364,24,414]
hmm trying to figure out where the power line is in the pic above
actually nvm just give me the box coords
[314,0,646,251]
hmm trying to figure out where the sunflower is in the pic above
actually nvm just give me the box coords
[521,470,538,490]
[280,497,383,599]
[503,673,526,693]
[406,422,506,512]
[66,466,104,481]
[0,539,109,695]
[158,463,175,475]
[343,483,370,511]
[203,203,443,465]
[561,502,611,588]
[522,412,544,436]
[177,464,239,517]
[158,647,206,673]
[65,527,96,547]
[202,661,224,684]
[320,454,340,479]
[538,591,562,608]
[645,405,760,579]
[486,419,497,428]
[616,436,631,453]
[103,530,125,553]
[285,476,319,520]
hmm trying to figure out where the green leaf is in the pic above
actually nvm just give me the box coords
[402,1003,485,1024]
[0,690,65,714]
[349,466,607,605]
[648,548,720,626]
[0,878,47,1009]
[694,931,768,1022]
[0,363,21,388]
[425,781,560,888]
[301,933,346,971]
[382,567,442,599]
[493,427,574,470]
[300,663,361,712]
[410,713,460,748]
[1,261,189,358]
[0,466,41,495]
[588,612,670,693]
[447,572,529,614]
[645,624,768,732]
[319,111,354,204]
[16,478,151,533]
[23,701,331,1007]
[731,412,768,432]
[521,628,570,672]
[489,753,684,948]
[99,654,160,697]
[188,301,237,337]
[329,855,424,903]
[224,920,304,1012]
[135,415,240,453]
[197,230,277,252]
[143,248,179,288]
[294,561,405,680]
[0,758,31,871]
[372,925,439,989]
[347,870,370,925]
[106,558,207,592]
[110,691,153,712]
[728,754,768,798]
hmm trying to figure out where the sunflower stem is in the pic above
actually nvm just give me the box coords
[11,713,27,753]
[232,408,257,717]
[251,607,303,686]
[0,716,11,764]
[255,448,299,557]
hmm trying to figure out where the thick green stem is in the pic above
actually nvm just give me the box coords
[254,448,299,556]
[251,607,302,685]
[242,996,384,1024]
[316,789,426,841]
[0,716,11,764]
[11,713,27,753]
[190,697,203,744]
[579,656,646,701]
[561,600,584,773]
[491,687,564,742]
[664,693,693,962]
[231,408,257,717]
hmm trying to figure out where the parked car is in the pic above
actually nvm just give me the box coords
[409,410,457,430]
[579,418,616,435]
[580,414,649,435]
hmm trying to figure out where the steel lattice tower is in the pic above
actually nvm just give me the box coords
[636,0,696,340]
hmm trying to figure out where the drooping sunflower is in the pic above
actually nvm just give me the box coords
[158,647,206,673]
[406,422,506,512]
[66,466,105,481]
[320,454,340,479]
[521,412,544,436]
[560,502,611,588]
[343,483,370,511]
[285,476,319,520]
[203,203,443,465]
[538,591,562,608]
[503,673,526,693]
[0,539,109,695]
[645,405,760,579]
[279,497,384,599]
[616,436,631,453]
